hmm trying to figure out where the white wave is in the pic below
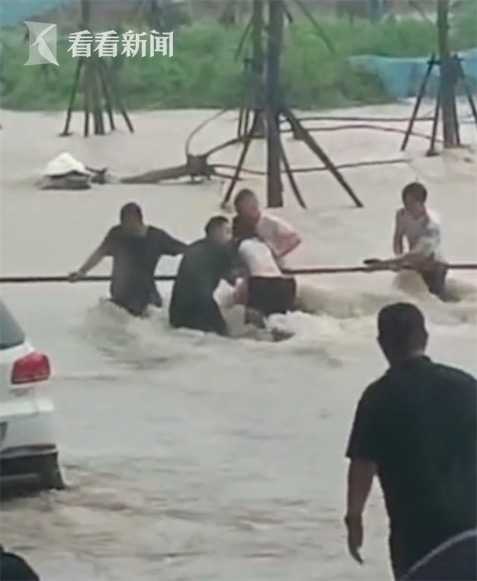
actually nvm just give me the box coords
[78,298,208,368]
[73,276,477,373]
[295,273,477,326]
[392,269,433,297]
[264,311,349,366]
[296,280,407,319]
[392,271,477,325]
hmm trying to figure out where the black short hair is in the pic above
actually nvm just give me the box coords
[378,302,427,352]
[233,188,256,211]
[205,215,228,237]
[120,202,143,223]
[402,182,428,204]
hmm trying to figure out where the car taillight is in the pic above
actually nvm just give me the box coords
[11,352,51,385]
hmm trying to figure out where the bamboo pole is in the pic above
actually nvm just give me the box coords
[284,108,364,208]
[285,263,477,275]
[0,275,177,284]
[2,264,477,284]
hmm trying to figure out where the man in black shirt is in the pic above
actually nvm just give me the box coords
[0,546,40,580]
[69,202,186,316]
[344,303,477,579]
[170,216,236,336]
[403,529,477,580]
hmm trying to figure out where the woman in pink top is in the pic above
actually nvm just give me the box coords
[232,189,302,305]
[232,189,302,264]
[235,219,297,324]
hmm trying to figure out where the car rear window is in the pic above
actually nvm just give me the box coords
[0,300,26,349]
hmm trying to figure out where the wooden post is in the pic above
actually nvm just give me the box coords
[81,0,95,137]
[61,57,83,136]
[437,0,457,148]
[249,0,266,136]
[251,0,265,112]
[220,0,238,27]
[221,115,260,206]
[80,0,90,28]
[61,0,133,137]
[401,55,435,151]
[100,60,135,133]
[428,87,441,156]
[266,0,284,208]
[236,0,265,139]
[149,0,162,29]
[82,0,104,136]
[83,66,91,138]
[368,0,383,22]
[97,61,116,131]
[221,0,362,209]
[91,60,105,135]
[284,108,363,208]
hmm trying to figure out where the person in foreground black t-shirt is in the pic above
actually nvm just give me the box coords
[169,216,237,336]
[402,528,477,581]
[0,546,40,580]
[69,202,186,316]
[344,302,477,580]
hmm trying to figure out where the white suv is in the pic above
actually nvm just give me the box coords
[0,299,64,491]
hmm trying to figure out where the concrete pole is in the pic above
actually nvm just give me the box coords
[266,0,284,207]
[437,0,458,148]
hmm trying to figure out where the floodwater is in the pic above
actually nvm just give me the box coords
[0,105,476,580]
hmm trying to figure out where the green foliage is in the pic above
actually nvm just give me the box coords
[1,14,475,111]
[452,0,477,50]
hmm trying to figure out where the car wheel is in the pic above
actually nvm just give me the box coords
[38,456,65,490]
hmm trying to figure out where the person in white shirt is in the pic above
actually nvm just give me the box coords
[366,183,448,300]
[232,189,301,306]
[235,219,297,323]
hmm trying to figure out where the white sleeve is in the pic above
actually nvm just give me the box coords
[262,215,300,256]
[237,243,249,268]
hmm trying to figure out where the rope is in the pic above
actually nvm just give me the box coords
[185,108,231,157]
[213,157,407,176]
[203,136,244,159]
[291,159,407,172]
[283,123,444,143]
[282,115,435,124]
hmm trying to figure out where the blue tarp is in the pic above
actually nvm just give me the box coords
[0,0,72,27]
[350,49,477,99]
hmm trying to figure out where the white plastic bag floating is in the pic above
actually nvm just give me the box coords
[43,152,93,177]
